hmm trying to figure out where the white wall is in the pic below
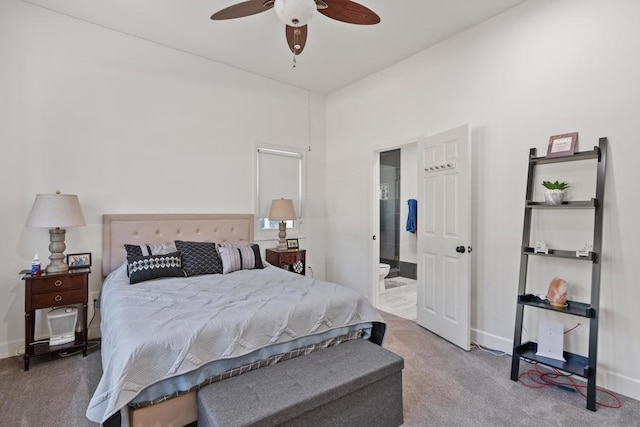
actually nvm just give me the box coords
[326,0,640,400]
[0,0,326,357]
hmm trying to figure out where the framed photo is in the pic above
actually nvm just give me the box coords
[67,252,92,269]
[546,132,578,158]
[286,238,299,249]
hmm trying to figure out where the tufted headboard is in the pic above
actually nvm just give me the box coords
[102,214,254,278]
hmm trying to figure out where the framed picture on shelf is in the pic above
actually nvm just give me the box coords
[546,132,578,158]
[286,239,299,249]
[67,252,92,269]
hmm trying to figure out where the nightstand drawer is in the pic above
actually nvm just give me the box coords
[279,252,303,264]
[30,274,84,294]
[31,289,85,310]
[265,249,306,275]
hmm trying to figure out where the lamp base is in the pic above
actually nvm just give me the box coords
[46,228,69,273]
[277,221,288,251]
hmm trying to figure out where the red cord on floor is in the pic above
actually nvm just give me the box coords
[518,363,623,409]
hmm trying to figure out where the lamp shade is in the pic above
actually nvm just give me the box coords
[269,198,297,221]
[27,194,86,228]
[274,0,315,27]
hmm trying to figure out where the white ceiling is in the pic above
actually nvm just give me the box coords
[24,0,526,94]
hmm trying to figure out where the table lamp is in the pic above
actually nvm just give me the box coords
[269,198,297,250]
[27,192,86,273]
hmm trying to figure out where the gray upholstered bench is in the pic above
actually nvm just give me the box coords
[197,339,404,427]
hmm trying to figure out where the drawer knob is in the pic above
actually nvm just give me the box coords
[54,280,63,287]
[54,295,63,302]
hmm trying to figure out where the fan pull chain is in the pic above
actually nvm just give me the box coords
[291,28,300,68]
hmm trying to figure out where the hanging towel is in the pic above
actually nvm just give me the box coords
[406,199,417,233]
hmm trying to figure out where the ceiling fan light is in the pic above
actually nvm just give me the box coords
[274,0,315,27]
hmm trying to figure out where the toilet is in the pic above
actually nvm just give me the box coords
[378,263,391,294]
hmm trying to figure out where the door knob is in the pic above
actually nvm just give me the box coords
[456,246,466,253]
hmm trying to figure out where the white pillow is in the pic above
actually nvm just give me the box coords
[217,243,264,274]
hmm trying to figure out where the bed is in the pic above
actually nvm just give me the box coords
[88,214,386,426]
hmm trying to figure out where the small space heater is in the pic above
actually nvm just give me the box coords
[47,307,78,346]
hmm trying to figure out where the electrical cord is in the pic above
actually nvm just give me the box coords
[564,322,581,334]
[476,324,620,408]
[474,322,581,358]
[471,342,508,357]
[518,363,623,409]
[58,339,101,358]
[87,298,97,330]
[16,300,101,357]
[518,318,618,407]
[59,299,101,358]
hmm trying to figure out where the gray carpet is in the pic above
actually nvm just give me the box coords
[0,313,638,426]
[0,343,102,426]
[379,310,640,426]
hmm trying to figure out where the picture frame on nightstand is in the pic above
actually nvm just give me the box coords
[67,252,92,268]
[286,239,299,249]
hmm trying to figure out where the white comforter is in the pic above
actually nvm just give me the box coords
[87,263,385,423]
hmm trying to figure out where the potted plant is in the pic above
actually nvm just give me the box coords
[542,180,569,205]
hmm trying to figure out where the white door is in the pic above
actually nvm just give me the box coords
[416,125,471,351]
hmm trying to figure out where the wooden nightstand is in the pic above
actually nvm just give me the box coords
[22,268,90,371]
[265,248,306,275]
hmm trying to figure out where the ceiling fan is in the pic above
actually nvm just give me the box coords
[211,0,380,60]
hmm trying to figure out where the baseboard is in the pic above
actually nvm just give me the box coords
[471,327,640,401]
[0,337,24,360]
[593,367,640,401]
[471,327,512,354]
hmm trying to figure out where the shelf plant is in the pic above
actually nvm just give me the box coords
[542,180,569,205]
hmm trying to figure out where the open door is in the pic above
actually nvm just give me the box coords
[416,125,471,351]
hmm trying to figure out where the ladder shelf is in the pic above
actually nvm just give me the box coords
[510,137,607,412]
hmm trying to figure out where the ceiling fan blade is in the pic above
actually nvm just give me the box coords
[211,0,274,20]
[319,0,380,25]
[286,25,308,55]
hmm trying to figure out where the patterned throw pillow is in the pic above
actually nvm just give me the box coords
[124,243,177,276]
[125,243,177,257]
[127,251,185,284]
[217,243,264,274]
[174,240,223,276]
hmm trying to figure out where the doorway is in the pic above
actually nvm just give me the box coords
[376,145,418,321]
[371,126,472,350]
[379,149,401,277]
